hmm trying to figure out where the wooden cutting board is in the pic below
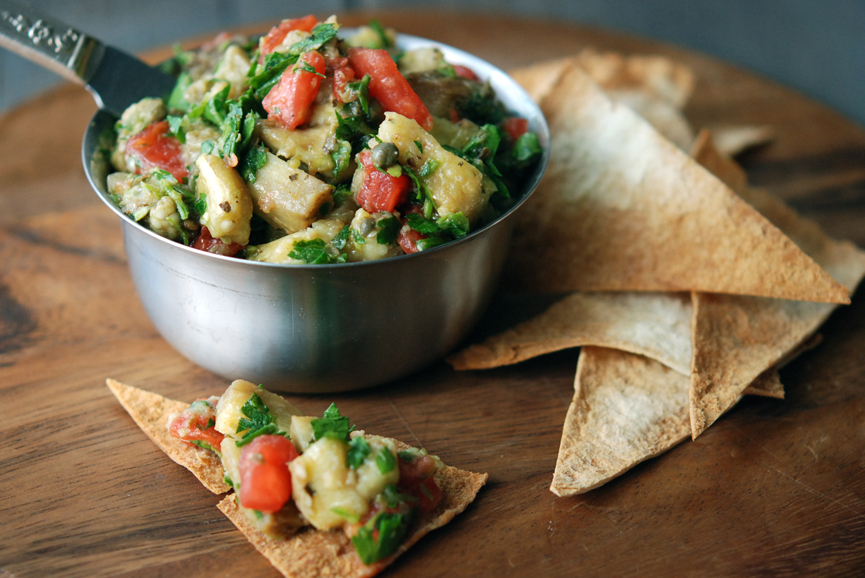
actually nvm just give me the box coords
[1,11,864,578]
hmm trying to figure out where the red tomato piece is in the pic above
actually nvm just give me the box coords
[192,226,243,256]
[239,435,299,514]
[356,150,411,213]
[502,117,529,141]
[332,64,357,103]
[263,50,326,130]
[398,225,426,254]
[260,14,318,56]
[125,120,188,181]
[169,399,225,451]
[347,48,433,131]
[452,64,479,81]
[397,453,442,513]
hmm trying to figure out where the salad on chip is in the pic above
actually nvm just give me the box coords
[108,378,488,577]
[106,16,542,263]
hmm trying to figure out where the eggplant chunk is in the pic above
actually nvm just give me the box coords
[248,151,334,234]
[257,114,339,179]
[288,435,399,530]
[214,379,301,439]
[377,112,486,222]
[195,154,253,245]
[245,219,345,264]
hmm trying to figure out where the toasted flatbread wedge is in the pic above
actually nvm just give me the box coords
[107,378,230,494]
[448,291,693,375]
[551,347,691,496]
[687,134,865,437]
[107,379,488,578]
[506,62,849,304]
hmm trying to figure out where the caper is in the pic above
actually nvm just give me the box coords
[358,217,376,236]
[371,142,400,170]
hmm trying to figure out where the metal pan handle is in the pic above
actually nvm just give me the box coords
[0,0,103,85]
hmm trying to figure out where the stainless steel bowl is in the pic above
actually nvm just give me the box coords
[82,33,550,393]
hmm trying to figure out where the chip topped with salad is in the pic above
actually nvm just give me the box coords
[106,16,542,262]
[107,378,487,577]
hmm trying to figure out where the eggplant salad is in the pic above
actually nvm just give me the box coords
[105,16,542,263]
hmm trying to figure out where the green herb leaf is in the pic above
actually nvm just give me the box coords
[234,393,286,446]
[330,139,353,176]
[193,192,207,215]
[311,403,353,441]
[347,436,371,469]
[331,507,361,523]
[294,59,326,78]
[512,131,542,164]
[382,484,417,508]
[167,71,194,112]
[414,140,423,154]
[368,20,392,49]
[418,158,440,177]
[240,142,269,183]
[375,216,401,245]
[332,225,351,252]
[287,23,339,55]
[289,238,345,264]
[351,512,412,565]
[375,446,396,474]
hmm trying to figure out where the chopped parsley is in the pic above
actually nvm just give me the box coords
[347,436,371,469]
[376,216,401,245]
[375,446,396,474]
[352,511,412,565]
[234,393,287,447]
[311,403,353,442]
[289,238,347,264]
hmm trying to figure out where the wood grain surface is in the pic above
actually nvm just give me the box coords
[1,11,864,578]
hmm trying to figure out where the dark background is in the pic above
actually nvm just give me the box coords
[2,0,863,127]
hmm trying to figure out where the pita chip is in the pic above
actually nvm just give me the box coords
[551,347,691,497]
[688,136,865,437]
[708,124,775,157]
[506,63,849,304]
[107,378,230,494]
[448,291,693,375]
[109,380,488,578]
[511,52,695,149]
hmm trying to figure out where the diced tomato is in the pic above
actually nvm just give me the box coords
[125,121,188,181]
[356,150,411,213]
[169,398,224,451]
[502,117,529,141]
[398,226,426,254]
[452,64,479,81]
[397,453,442,513]
[263,50,326,130]
[347,48,433,131]
[239,435,299,514]
[449,108,461,123]
[332,64,357,103]
[260,14,318,56]
[192,226,243,256]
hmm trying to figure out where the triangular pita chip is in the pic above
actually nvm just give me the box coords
[107,378,230,494]
[707,124,775,157]
[551,347,691,496]
[448,291,693,375]
[511,52,695,149]
[506,64,849,304]
[108,380,487,578]
[688,136,865,437]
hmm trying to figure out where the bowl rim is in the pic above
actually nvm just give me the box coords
[83,27,551,270]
